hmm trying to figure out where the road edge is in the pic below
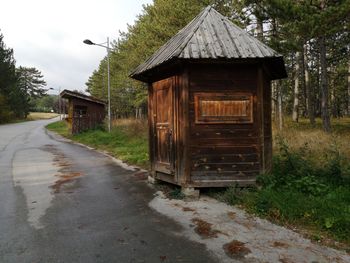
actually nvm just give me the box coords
[45,128,147,173]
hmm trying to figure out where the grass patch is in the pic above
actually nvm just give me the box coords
[273,117,350,164]
[46,121,71,137]
[46,119,149,169]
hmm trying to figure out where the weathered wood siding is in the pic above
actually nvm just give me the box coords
[67,98,105,134]
[150,76,178,184]
[188,64,263,185]
[148,63,273,187]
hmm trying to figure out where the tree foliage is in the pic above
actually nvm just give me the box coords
[29,95,58,113]
[0,31,47,122]
[17,66,47,98]
[0,32,20,122]
[86,0,238,118]
[86,0,350,130]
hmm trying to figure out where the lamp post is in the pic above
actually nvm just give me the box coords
[49,87,61,120]
[83,38,111,133]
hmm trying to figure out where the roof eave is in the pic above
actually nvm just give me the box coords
[131,56,287,83]
[263,57,288,80]
[60,90,107,105]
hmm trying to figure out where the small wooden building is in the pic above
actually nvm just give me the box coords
[60,90,106,134]
[130,6,287,188]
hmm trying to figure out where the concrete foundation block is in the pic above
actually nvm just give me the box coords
[181,187,200,200]
[148,175,157,184]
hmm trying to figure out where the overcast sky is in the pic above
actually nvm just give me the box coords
[0,0,153,95]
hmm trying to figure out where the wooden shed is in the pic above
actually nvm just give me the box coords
[60,89,106,134]
[130,6,287,189]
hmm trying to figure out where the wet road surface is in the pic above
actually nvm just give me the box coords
[0,119,216,263]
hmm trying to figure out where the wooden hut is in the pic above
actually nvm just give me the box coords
[130,6,287,191]
[60,90,106,134]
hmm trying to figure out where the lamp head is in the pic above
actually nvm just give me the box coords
[83,39,94,45]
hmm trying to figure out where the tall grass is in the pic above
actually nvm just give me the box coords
[273,117,350,164]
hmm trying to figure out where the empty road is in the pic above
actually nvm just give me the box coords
[0,119,216,263]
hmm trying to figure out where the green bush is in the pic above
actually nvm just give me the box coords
[220,138,350,245]
[0,95,15,123]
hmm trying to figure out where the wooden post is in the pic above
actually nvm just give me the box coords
[257,67,265,173]
[148,84,155,178]
[179,68,190,186]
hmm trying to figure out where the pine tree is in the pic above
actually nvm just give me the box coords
[0,32,18,121]
[16,66,47,98]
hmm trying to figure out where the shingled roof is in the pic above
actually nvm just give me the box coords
[130,6,287,81]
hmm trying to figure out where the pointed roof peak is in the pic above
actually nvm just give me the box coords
[131,6,286,81]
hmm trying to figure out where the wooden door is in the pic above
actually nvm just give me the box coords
[154,79,174,174]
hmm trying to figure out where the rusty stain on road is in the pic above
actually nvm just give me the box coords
[223,240,251,260]
[227,211,236,220]
[11,143,84,228]
[43,144,83,193]
[273,241,289,248]
[51,172,82,193]
[191,218,221,239]
[182,206,196,212]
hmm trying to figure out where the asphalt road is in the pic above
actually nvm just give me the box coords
[0,119,216,263]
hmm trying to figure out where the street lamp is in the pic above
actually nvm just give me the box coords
[83,37,111,133]
[49,87,62,120]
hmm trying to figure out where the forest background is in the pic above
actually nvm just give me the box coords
[84,0,350,133]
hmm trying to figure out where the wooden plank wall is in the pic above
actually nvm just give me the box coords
[188,64,261,185]
[70,98,105,134]
[148,83,155,177]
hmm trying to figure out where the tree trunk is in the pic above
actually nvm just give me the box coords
[292,51,300,122]
[330,89,335,117]
[319,36,331,132]
[255,5,264,41]
[271,81,277,121]
[315,52,321,117]
[277,81,283,131]
[256,20,264,41]
[348,61,350,116]
[304,44,315,125]
[328,65,338,118]
[300,47,308,117]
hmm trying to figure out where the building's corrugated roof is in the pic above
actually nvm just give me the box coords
[60,89,106,105]
[130,6,287,81]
